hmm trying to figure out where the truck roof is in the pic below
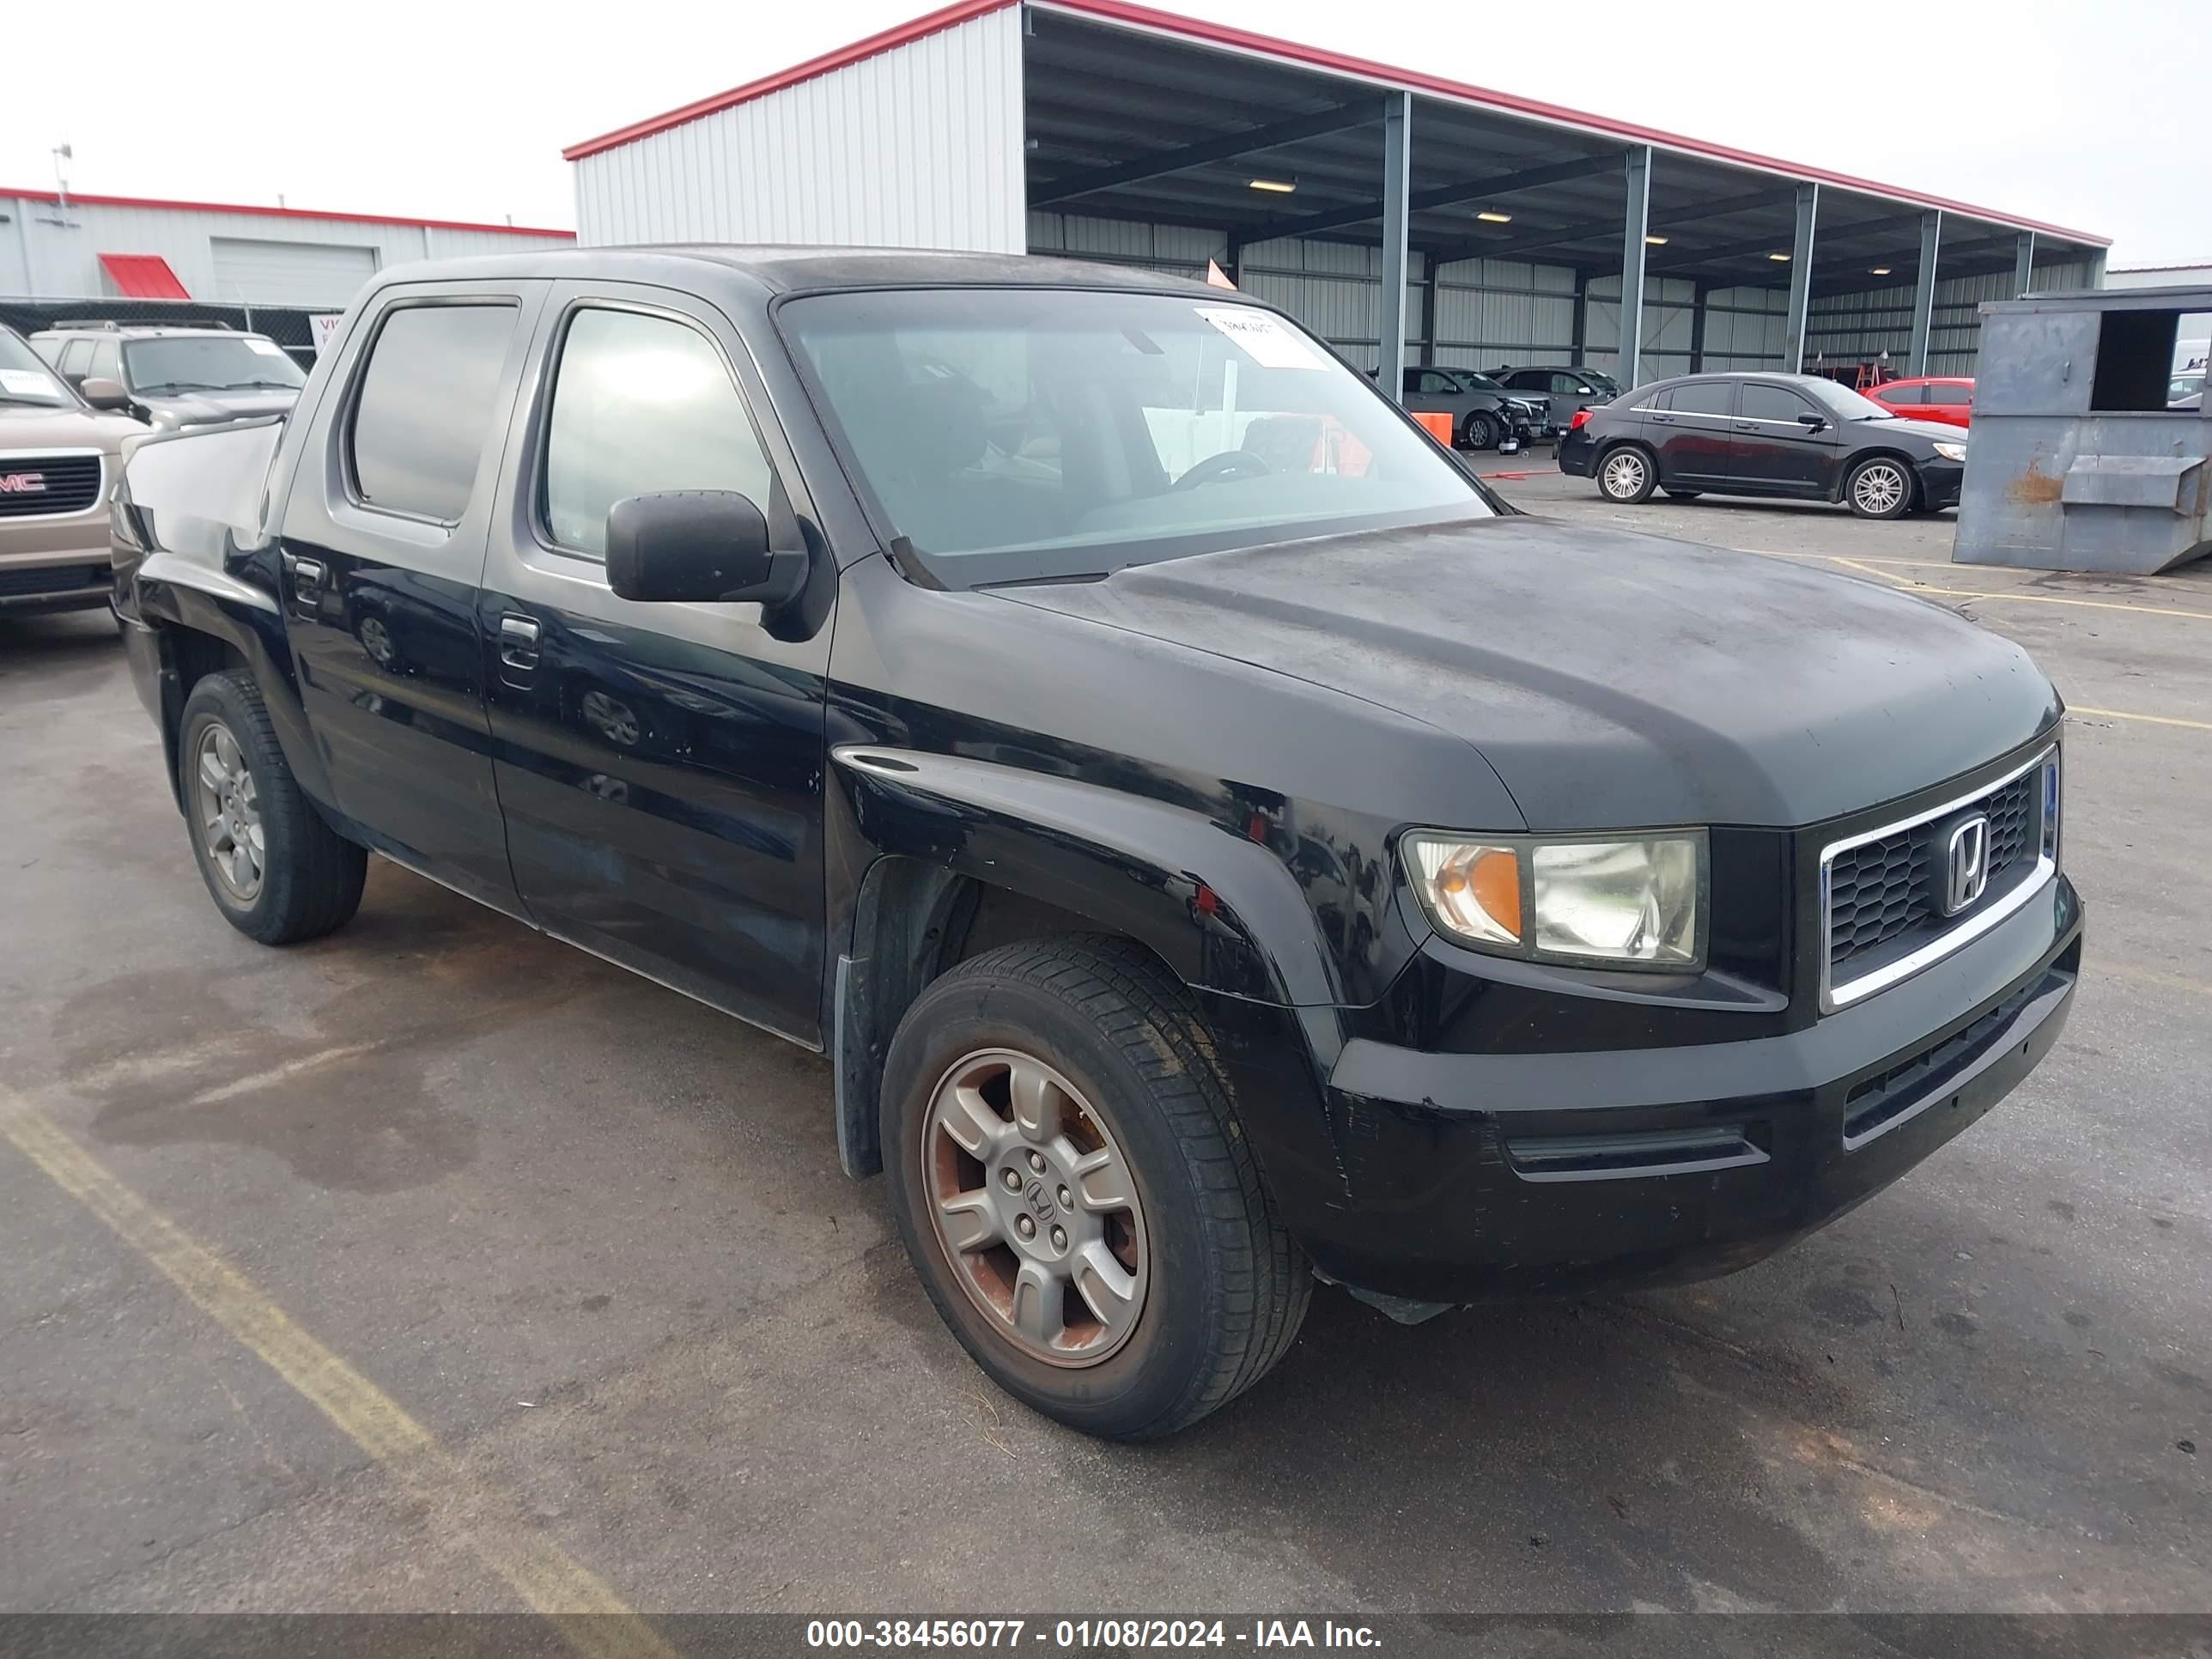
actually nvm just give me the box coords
[371,244,1224,299]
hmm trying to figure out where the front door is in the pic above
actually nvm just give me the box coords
[1645,380,1737,486]
[475,284,836,1044]
[1729,380,1839,495]
[277,285,546,914]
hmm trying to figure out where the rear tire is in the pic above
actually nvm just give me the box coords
[178,671,367,945]
[881,936,1310,1440]
[1597,445,1657,503]
[1845,456,1915,520]
[1462,410,1499,451]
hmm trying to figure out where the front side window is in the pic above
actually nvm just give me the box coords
[780,288,1490,586]
[58,339,94,377]
[90,341,123,382]
[1878,382,1928,405]
[542,307,775,557]
[1740,383,1819,423]
[124,335,305,395]
[349,303,518,522]
[1808,379,1904,421]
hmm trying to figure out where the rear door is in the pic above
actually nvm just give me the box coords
[1644,380,1737,485]
[276,282,547,914]
[1729,380,1840,495]
[474,283,836,1044]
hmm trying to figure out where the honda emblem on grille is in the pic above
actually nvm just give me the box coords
[1943,814,1990,915]
[0,472,48,495]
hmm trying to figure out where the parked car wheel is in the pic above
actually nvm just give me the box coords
[1662,489,1703,501]
[1597,445,1657,504]
[1462,410,1499,451]
[179,671,368,945]
[1845,456,1915,520]
[881,935,1310,1440]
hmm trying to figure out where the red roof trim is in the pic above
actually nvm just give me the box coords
[97,252,191,300]
[562,0,1015,160]
[2,186,573,240]
[562,0,2107,248]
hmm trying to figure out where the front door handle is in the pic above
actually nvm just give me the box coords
[289,556,325,615]
[498,614,541,678]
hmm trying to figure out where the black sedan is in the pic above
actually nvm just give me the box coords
[1558,372,1969,519]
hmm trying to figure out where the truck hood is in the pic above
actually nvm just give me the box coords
[992,515,2057,830]
[0,400,136,452]
[146,389,299,428]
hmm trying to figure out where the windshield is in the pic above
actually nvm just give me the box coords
[2171,372,2204,404]
[1582,370,1621,395]
[123,336,305,394]
[1806,378,1902,421]
[781,288,1492,585]
[0,331,76,406]
[1452,370,1506,392]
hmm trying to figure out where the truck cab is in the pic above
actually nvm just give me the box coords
[114,246,2083,1440]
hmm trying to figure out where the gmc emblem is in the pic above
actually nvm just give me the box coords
[0,471,48,495]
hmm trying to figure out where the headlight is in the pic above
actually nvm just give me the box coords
[1401,830,1706,969]
[1933,441,1966,463]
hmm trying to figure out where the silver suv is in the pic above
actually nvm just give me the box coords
[31,321,305,432]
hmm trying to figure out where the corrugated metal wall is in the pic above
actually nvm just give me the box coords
[1808,260,2095,377]
[0,195,568,307]
[573,8,1026,252]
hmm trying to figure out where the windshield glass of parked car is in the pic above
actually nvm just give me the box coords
[780,288,1492,585]
[1453,371,1508,392]
[0,330,75,406]
[123,337,306,394]
[1807,379,1905,421]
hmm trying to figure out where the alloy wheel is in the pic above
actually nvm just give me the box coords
[192,721,264,902]
[921,1048,1149,1367]
[1601,452,1647,499]
[1854,462,1908,515]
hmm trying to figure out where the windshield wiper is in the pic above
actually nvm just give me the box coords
[217,380,301,392]
[134,381,222,395]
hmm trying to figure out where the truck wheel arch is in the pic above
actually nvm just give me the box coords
[826,746,1346,1178]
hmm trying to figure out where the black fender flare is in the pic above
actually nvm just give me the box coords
[826,744,1348,1177]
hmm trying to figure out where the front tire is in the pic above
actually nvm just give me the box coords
[1597,445,1657,503]
[179,671,367,945]
[881,937,1310,1440]
[1462,410,1499,451]
[1845,456,1915,520]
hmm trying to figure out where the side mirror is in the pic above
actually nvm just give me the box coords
[79,376,133,411]
[1576,386,1595,397]
[1796,411,1828,431]
[605,490,809,607]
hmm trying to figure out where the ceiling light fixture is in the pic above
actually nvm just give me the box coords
[1476,210,1512,223]
[1869,265,1893,275]
[1644,234,1668,246]
[1248,178,1297,194]
[1768,252,1791,262]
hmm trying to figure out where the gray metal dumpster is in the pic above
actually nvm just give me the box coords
[1955,285,2210,574]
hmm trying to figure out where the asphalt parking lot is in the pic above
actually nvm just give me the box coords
[3,478,2208,1627]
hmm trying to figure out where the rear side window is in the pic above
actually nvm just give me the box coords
[1665,381,1736,417]
[1740,383,1818,422]
[349,303,518,522]
[1880,383,1927,404]
[541,307,776,559]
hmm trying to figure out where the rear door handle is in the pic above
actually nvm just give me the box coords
[498,614,541,679]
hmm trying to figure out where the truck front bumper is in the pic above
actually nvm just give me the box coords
[1297,873,2082,1307]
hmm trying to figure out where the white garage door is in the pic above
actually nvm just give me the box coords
[208,238,380,307]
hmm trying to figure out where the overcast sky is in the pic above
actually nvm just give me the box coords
[3,0,2205,265]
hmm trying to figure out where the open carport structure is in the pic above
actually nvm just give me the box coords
[565,0,2108,391]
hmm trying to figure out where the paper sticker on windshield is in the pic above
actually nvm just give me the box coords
[1194,307,1327,370]
[246,338,287,356]
[0,368,55,395]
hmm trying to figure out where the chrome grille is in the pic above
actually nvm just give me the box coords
[0,450,104,518]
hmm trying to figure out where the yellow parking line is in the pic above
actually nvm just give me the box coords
[2069,706,2212,733]
[0,1099,676,1659]
[1753,550,2212,623]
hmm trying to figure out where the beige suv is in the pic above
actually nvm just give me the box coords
[1,325,139,622]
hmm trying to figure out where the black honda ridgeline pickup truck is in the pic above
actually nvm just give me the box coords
[115,248,2082,1439]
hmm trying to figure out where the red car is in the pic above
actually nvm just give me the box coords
[1867,376,1974,428]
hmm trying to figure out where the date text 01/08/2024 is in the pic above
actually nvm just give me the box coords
[803,1620,1382,1648]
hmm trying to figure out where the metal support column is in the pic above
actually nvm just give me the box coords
[1908,210,1942,375]
[1618,147,1651,387]
[1571,270,1588,362]
[1376,91,1413,400]
[1417,265,1437,367]
[2013,231,2035,298]
[1784,182,1818,372]
[1688,280,1710,373]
